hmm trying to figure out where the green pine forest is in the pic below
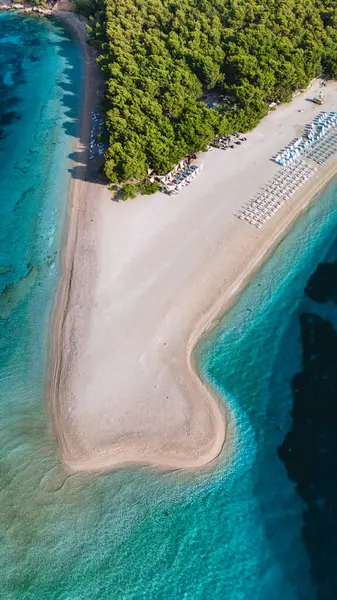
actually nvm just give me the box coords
[83,0,337,187]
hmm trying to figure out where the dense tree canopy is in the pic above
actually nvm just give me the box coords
[85,0,337,184]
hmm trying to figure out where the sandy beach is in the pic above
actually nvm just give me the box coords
[47,21,337,474]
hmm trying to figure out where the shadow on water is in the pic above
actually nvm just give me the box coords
[305,262,337,304]
[279,259,337,599]
[53,20,106,185]
[0,15,44,142]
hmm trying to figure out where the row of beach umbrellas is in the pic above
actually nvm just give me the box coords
[275,111,337,166]
[237,160,317,228]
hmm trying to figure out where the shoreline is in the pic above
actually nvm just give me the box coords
[190,157,337,395]
[43,13,337,474]
[46,11,103,471]
[0,2,52,14]
[59,156,337,475]
[189,158,337,357]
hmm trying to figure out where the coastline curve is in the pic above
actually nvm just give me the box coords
[47,20,337,473]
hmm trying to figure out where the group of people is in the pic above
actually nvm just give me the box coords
[211,133,247,151]
[89,109,104,161]
[237,160,317,228]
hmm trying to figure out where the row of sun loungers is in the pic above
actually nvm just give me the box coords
[239,110,337,228]
[274,136,310,165]
[159,163,204,194]
[306,111,337,144]
[237,161,317,228]
[89,109,105,160]
[274,111,337,166]
[304,127,337,165]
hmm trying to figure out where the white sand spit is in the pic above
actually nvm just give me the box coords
[47,35,337,473]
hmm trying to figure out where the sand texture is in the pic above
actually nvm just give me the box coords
[47,41,337,473]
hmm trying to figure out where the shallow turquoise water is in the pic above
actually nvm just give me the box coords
[2,11,337,600]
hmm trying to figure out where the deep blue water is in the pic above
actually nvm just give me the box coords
[199,176,337,599]
[2,10,337,600]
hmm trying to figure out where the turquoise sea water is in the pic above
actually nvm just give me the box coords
[198,177,337,600]
[2,11,337,600]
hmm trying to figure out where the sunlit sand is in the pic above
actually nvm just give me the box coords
[48,44,337,473]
